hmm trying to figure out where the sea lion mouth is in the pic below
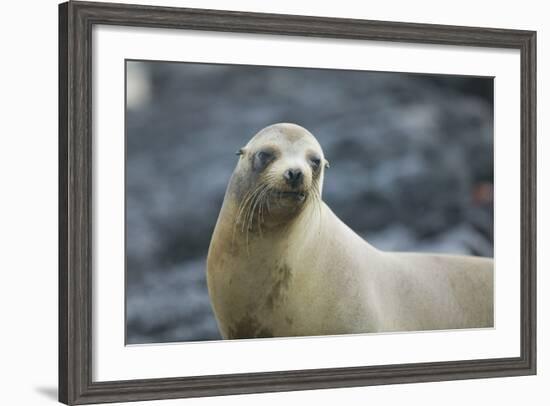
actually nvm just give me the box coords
[271,190,307,202]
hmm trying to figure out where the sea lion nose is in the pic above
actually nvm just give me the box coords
[283,168,303,187]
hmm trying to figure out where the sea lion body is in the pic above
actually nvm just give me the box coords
[206,123,493,339]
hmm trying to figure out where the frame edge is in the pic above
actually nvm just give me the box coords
[520,29,537,376]
[60,1,538,404]
[59,2,70,404]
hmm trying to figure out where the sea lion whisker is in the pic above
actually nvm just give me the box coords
[232,188,255,246]
[242,184,270,251]
[239,184,265,233]
[257,186,270,224]
[313,182,322,231]
[256,187,271,237]
[235,188,255,225]
[232,184,265,252]
[247,184,267,232]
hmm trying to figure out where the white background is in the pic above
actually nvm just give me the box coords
[0,0,547,405]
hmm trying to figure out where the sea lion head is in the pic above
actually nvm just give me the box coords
[230,123,329,228]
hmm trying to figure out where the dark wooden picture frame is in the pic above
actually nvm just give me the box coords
[59,1,536,404]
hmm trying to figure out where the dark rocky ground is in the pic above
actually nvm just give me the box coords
[125,61,493,344]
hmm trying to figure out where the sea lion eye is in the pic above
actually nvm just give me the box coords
[309,157,321,169]
[253,150,275,170]
[257,151,272,162]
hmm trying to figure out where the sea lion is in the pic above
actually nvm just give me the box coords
[206,123,494,339]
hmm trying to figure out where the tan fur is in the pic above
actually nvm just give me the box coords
[207,123,494,339]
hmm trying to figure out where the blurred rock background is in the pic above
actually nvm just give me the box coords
[125,61,493,344]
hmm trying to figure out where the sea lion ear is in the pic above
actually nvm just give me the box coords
[235,148,246,156]
[324,159,330,169]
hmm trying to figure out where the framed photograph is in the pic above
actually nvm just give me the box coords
[59,1,536,404]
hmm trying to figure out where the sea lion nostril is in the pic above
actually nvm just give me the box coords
[283,168,303,185]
